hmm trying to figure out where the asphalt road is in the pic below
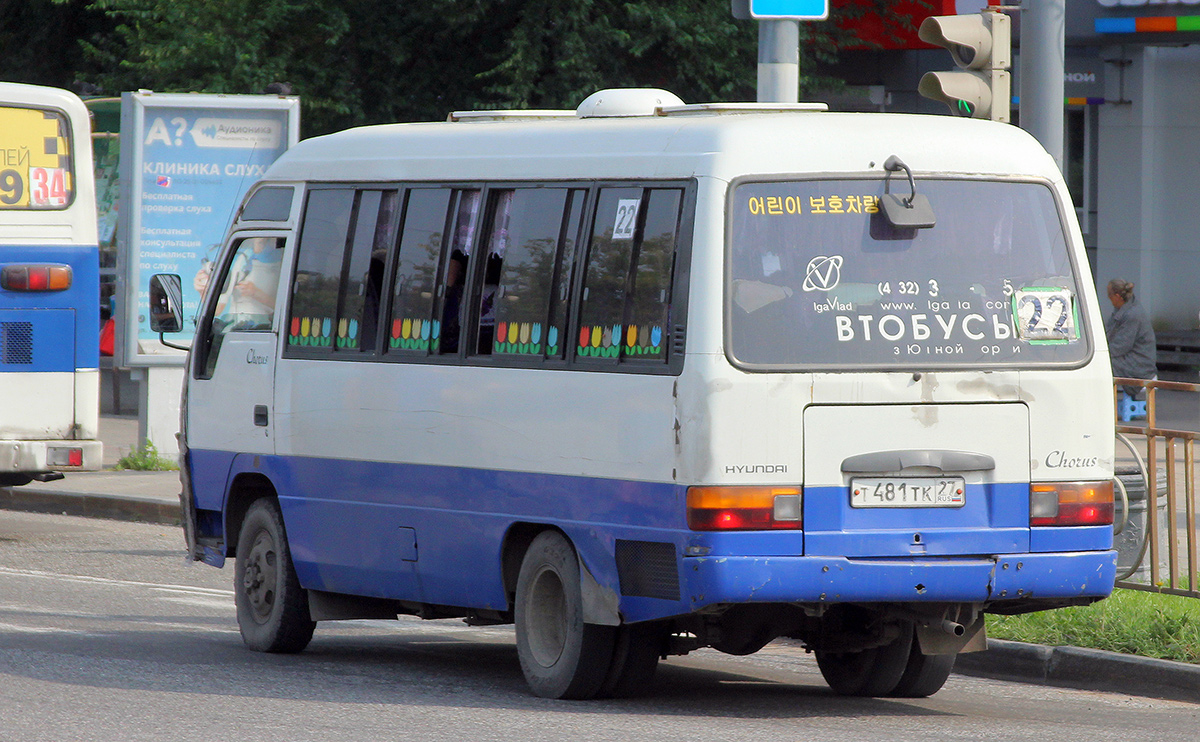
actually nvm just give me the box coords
[1,510,1196,742]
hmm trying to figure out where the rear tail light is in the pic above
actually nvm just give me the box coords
[48,447,84,467]
[687,486,803,531]
[1,264,73,291]
[1030,481,1114,526]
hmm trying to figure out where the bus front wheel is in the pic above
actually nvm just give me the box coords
[234,498,315,653]
[515,531,615,699]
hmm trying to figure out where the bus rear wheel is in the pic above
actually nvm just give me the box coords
[889,631,956,698]
[815,623,913,696]
[598,621,666,698]
[515,531,615,699]
[234,498,315,653]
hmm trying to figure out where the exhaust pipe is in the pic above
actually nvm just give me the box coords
[939,619,966,637]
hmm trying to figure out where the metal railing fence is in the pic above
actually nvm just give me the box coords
[1113,377,1200,598]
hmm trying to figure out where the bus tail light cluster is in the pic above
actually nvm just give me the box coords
[1,264,73,292]
[1029,481,1114,527]
[687,486,802,531]
[48,447,84,467]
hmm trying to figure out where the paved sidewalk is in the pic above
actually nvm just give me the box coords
[0,414,181,525]
[1,415,1198,703]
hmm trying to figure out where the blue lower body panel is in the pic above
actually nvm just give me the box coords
[188,448,1118,623]
[682,550,1118,611]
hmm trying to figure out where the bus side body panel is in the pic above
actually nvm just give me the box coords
[273,359,680,610]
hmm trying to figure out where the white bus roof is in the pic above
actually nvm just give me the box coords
[0,81,89,120]
[264,91,1059,185]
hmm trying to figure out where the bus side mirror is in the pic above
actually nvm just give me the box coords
[149,273,184,333]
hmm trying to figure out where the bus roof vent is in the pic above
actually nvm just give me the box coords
[448,110,575,123]
[657,102,828,117]
[575,88,686,118]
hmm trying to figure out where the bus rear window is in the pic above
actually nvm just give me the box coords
[0,105,73,209]
[728,178,1089,370]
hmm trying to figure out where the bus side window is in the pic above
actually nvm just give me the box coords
[198,236,284,378]
[578,187,642,360]
[577,187,681,363]
[436,189,481,355]
[625,189,682,361]
[388,189,452,354]
[287,189,354,352]
[545,190,586,360]
[479,188,570,358]
[340,190,398,353]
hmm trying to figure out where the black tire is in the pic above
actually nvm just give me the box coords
[889,633,956,698]
[515,531,615,699]
[234,498,315,653]
[598,621,666,699]
[815,624,913,697]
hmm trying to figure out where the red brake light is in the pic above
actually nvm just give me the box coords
[1,264,72,292]
[1030,481,1114,526]
[687,486,803,531]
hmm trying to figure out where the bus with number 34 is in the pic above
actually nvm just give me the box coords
[0,82,102,486]
[152,88,1117,700]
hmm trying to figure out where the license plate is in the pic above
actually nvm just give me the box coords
[850,477,966,508]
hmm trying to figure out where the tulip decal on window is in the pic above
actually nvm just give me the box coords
[390,316,432,350]
[616,324,665,358]
[336,318,359,349]
[576,323,623,358]
[493,321,544,355]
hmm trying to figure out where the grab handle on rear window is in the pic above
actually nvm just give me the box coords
[841,450,996,474]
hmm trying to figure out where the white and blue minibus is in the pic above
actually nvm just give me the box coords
[155,88,1117,699]
[0,82,102,485]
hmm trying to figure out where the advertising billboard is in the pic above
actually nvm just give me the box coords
[117,91,299,366]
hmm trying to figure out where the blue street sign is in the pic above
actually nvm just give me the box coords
[750,0,828,20]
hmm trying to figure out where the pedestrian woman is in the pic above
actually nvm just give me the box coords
[1105,278,1157,397]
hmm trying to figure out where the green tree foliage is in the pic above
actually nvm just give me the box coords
[28,0,922,135]
[1,0,109,88]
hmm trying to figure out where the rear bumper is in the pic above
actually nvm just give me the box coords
[0,439,103,473]
[682,550,1117,610]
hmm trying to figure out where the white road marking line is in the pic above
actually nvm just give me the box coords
[0,565,232,597]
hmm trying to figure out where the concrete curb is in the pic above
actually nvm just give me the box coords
[955,638,1200,703]
[0,485,181,526]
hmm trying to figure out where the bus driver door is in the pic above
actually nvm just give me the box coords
[188,234,285,463]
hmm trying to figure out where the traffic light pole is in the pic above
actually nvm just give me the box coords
[758,20,800,103]
[1021,0,1066,171]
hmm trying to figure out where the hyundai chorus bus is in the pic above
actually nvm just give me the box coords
[152,88,1117,700]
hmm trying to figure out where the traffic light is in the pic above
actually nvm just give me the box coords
[917,11,1011,123]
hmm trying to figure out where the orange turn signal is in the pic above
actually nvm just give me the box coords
[687,486,802,531]
[1030,481,1114,527]
[1,264,73,292]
